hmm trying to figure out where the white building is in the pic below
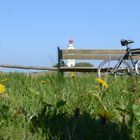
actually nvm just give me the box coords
[67,39,76,67]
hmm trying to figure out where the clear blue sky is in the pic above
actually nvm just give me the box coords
[0,0,140,70]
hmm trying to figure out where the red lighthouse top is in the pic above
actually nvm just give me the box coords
[69,39,74,44]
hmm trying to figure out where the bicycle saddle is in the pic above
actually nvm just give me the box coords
[121,39,134,46]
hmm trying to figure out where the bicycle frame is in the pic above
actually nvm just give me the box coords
[97,39,140,78]
[113,46,138,73]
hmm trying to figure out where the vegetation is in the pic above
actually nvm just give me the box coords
[0,72,140,140]
[53,62,67,68]
[53,62,93,67]
[75,62,93,67]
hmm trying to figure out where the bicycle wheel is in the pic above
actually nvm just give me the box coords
[136,61,140,74]
[97,59,131,81]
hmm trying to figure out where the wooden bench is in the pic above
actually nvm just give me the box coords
[57,47,140,73]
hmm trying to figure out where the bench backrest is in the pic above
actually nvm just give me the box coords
[60,49,126,60]
[58,47,140,65]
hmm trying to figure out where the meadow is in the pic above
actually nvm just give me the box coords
[0,72,140,140]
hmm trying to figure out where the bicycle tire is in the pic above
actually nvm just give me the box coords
[136,61,140,74]
[97,59,131,80]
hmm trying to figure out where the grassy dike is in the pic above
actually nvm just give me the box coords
[0,72,140,140]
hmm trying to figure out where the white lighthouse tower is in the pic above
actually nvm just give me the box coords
[67,39,76,67]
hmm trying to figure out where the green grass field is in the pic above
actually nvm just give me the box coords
[0,72,140,140]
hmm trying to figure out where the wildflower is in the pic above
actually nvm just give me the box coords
[0,84,6,94]
[40,80,48,84]
[96,109,113,125]
[70,73,76,78]
[96,78,109,89]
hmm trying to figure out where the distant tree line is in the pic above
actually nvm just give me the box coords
[53,62,93,67]
[75,62,93,67]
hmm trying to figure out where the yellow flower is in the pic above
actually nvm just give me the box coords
[40,80,48,84]
[96,109,113,125]
[0,84,6,94]
[70,73,76,78]
[96,110,110,119]
[96,78,109,89]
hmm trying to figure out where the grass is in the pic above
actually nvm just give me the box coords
[0,72,140,140]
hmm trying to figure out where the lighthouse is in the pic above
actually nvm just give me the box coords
[67,39,76,67]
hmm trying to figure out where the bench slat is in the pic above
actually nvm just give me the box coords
[62,49,126,54]
[63,54,140,60]
[60,67,97,72]
[63,54,124,60]
[131,56,140,59]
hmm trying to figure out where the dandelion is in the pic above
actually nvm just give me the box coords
[0,84,6,94]
[96,78,109,89]
[70,73,76,78]
[96,109,113,125]
[40,80,48,84]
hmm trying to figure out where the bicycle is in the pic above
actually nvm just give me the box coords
[97,39,140,80]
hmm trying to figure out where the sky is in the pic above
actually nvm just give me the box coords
[0,0,140,71]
